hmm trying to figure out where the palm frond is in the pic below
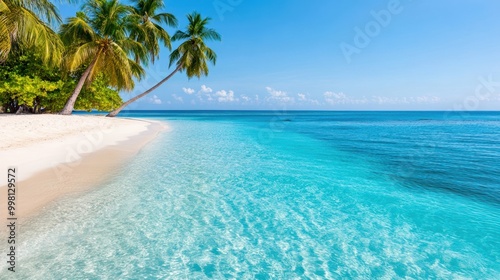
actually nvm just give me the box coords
[204,47,217,65]
[104,41,137,90]
[0,1,8,12]
[0,1,11,61]
[169,12,220,79]
[202,28,222,41]
[1,0,64,64]
[59,12,96,45]
[16,0,61,24]
[63,40,99,72]
[11,6,64,65]
[127,0,176,63]
[171,30,189,41]
[153,12,177,27]
[117,37,147,59]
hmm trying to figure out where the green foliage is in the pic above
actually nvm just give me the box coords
[107,11,221,117]
[170,12,221,79]
[70,75,124,112]
[0,51,122,113]
[128,0,177,64]
[0,0,64,65]
[60,0,146,91]
[0,73,64,109]
[1,1,221,116]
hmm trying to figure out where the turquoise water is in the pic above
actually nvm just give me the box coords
[3,111,500,279]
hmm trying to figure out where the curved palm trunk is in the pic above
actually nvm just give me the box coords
[106,64,182,117]
[59,58,98,115]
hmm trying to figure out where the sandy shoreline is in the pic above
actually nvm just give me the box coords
[0,114,166,224]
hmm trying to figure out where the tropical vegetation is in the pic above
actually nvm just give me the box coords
[128,0,177,64]
[107,12,220,117]
[0,0,220,115]
[0,0,65,65]
[0,51,122,113]
[58,0,147,115]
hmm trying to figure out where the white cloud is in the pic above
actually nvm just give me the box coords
[149,95,162,105]
[324,91,350,105]
[193,85,214,102]
[200,85,213,93]
[372,96,395,104]
[171,94,183,103]
[324,91,372,105]
[183,87,195,94]
[266,87,294,103]
[415,96,441,103]
[323,91,442,106]
[371,95,441,104]
[296,93,322,105]
[266,87,286,98]
[241,95,251,102]
[215,90,236,102]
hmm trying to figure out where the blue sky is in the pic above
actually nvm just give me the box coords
[57,0,500,110]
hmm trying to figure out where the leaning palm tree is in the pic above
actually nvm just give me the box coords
[106,12,220,117]
[59,0,146,115]
[128,0,177,64]
[0,0,65,65]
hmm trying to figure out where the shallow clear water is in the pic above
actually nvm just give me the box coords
[2,111,500,279]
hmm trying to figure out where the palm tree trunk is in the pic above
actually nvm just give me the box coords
[106,64,182,117]
[59,58,98,115]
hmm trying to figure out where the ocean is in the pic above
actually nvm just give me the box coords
[4,111,500,279]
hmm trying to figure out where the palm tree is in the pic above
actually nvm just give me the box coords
[128,0,177,64]
[0,0,65,65]
[106,12,221,117]
[59,0,146,115]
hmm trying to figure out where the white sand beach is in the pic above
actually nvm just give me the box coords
[0,114,166,220]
